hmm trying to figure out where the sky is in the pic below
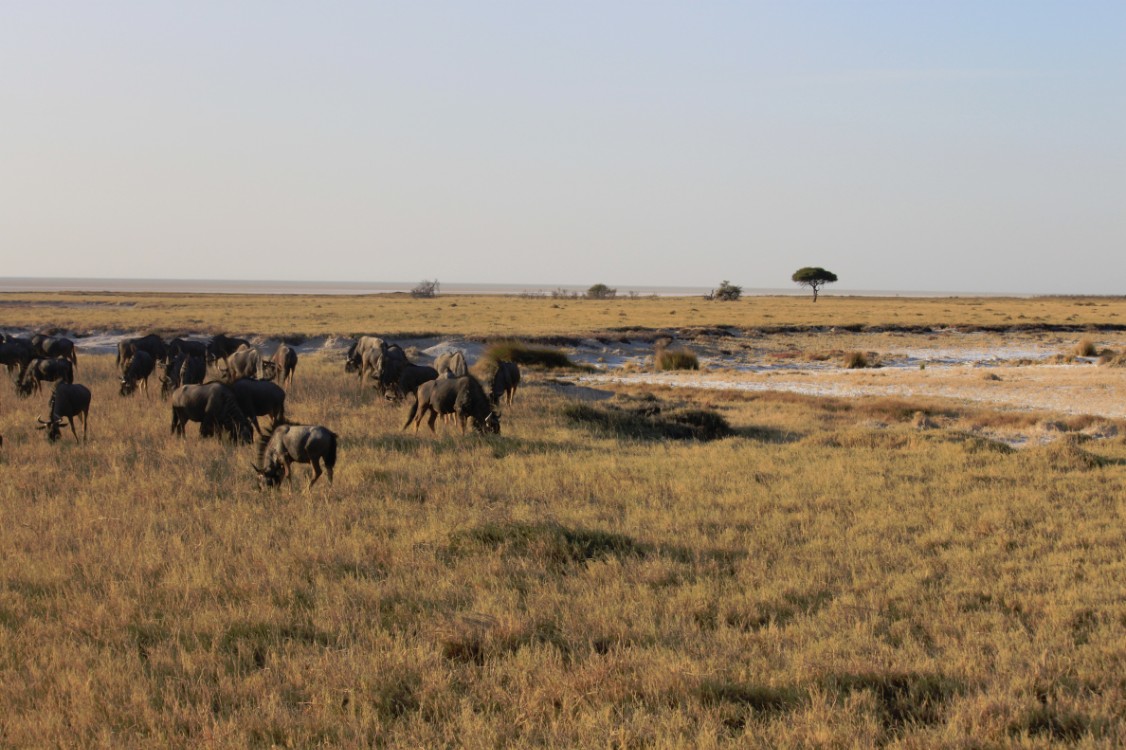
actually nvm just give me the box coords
[1,2,1123,294]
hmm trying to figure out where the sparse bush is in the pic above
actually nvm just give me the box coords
[585,283,617,300]
[483,341,579,369]
[410,279,440,298]
[707,280,742,302]
[656,348,699,371]
[1099,350,1126,366]
[1074,337,1098,357]
[844,351,874,369]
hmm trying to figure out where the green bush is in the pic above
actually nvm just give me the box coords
[483,341,578,369]
[657,348,699,371]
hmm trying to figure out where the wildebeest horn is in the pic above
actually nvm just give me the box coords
[37,417,48,424]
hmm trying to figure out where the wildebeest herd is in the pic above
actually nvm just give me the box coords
[2,331,519,490]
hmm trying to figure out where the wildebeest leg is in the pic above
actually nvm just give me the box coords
[426,408,438,433]
[68,416,80,444]
[80,410,88,442]
[308,459,322,489]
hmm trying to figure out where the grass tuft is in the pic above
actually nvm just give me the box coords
[482,340,579,369]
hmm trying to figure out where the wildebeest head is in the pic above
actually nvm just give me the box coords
[119,376,138,397]
[253,459,286,489]
[16,376,36,398]
[475,411,502,434]
[36,416,62,442]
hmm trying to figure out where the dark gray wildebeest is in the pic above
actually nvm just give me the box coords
[160,352,207,398]
[345,336,385,375]
[396,364,439,400]
[17,357,74,397]
[119,350,156,397]
[253,420,338,490]
[117,334,167,372]
[268,343,298,388]
[231,378,287,434]
[1,338,33,379]
[167,337,208,360]
[170,382,254,443]
[364,343,409,397]
[403,375,500,434]
[219,347,262,382]
[208,334,252,366]
[434,350,469,378]
[490,361,521,406]
[31,334,78,368]
[37,381,91,443]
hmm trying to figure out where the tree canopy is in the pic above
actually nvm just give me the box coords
[707,280,742,302]
[791,267,838,302]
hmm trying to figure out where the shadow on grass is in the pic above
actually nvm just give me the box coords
[562,403,733,441]
[820,671,964,730]
[734,425,803,444]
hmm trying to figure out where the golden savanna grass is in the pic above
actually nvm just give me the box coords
[1,294,1125,747]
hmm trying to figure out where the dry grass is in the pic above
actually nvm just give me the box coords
[1,297,1125,746]
[1074,337,1099,357]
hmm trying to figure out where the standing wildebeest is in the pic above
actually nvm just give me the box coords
[231,378,287,434]
[253,421,338,490]
[208,334,252,366]
[37,381,91,443]
[31,334,78,368]
[160,352,207,398]
[345,336,385,375]
[1,338,33,379]
[117,334,167,372]
[270,343,298,388]
[119,350,156,397]
[490,361,521,406]
[403,375,500,434]
[434,350,469,378]
[396,364,439,400]
[17,357,74,397]
[364,343,409,396]
[221,347,262,382]
[170,382,254,443]
[167,337,208,360]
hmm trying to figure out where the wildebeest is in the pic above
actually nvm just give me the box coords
[167,337,208,360]
[31,334,78,368]
[490,361,521,405]
[170,382,254,443]
[403,375,500,434]
[160,352,207,398]
[208,334,252,366]
[364,343,409,396]
[117,334,167,372]
[220,347,262,382]
[253,421,338,490]
[270,343,298,388]
[37,381,91,443]
[434,350,469,378]
[17,357,74,397]
[1,338,33,379]
[397,364,439,400]
[231,378,287,434]
[119,350,156,397]
[345,336,385,375]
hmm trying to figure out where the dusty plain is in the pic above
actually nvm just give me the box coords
[1,291,1124,747]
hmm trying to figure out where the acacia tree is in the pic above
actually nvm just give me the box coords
[792,267,837,302]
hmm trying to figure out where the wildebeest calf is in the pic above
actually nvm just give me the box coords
[490,361,521,405]
[37,381,91,443]
[254,421,338,490]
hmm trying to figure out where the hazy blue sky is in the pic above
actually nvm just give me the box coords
[2,2,1123,293]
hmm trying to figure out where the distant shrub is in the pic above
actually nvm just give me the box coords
[1074,337,1098,357]
[843,351,875,369]
[585,283,617,300]
[656,348,699,371]
[483,341,578,369]
[562,403,732,441]
[706,280,742,302]
[411,279,440,298]
[1099,350,1126,367]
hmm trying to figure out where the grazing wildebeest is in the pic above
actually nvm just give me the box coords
[170,382,254,443]
[364,343,409,396]
[434,350,469,378]
[396,364,439,400]
[1,338,33,379]
[31,334,78,368]
[117,334,167,372]
[253,421,338,490]
[17,357,74,397]
[345,336,385,375]
[490,361,521,406]
[119,350,156,397]
[231,378,287,434]
[270,343,298,388]
[208,334,252,366]
[220,347,262,382]
[37,381,91,443]
[403,375,500,434]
